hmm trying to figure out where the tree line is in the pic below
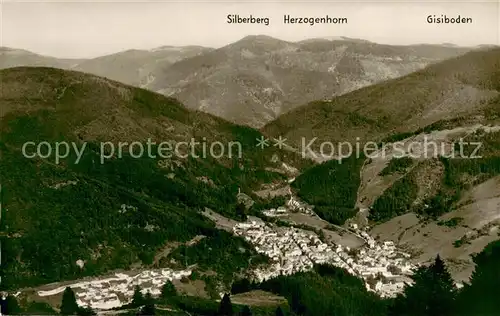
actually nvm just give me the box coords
[3,240,499,315]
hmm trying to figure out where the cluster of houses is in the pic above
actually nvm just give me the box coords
[286,194,315,215]
[354,230,415,296]
[263,193,315,217]
[233,211,417,298]
[37,268,191,310]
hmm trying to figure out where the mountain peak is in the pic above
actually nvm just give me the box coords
[239,34,283,42]
[149,45,211,53]
[230,35,292,47]
[225,35,294,54]
[298,36,371,44]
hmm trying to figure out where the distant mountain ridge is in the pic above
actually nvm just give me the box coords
[0,45,213,88]
[0,47,84,69]
[72,46,213,87]
[1,36,478,127]
[144,35,475,127]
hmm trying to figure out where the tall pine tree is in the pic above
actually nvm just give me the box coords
[455,240,500,315]
[160,280,177,299]
[60,287,79,315]
[132,285,145,307]
[391,255,456,316]
[138,291,155,316]
[218,293,233,316]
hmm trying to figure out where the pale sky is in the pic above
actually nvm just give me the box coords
[1,0,499,58]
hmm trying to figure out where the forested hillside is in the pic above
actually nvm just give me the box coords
[0,67,310,289]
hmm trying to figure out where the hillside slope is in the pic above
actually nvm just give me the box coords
[263,47,500,152]
[366,127,500,281]
[0,67,308,290]
[266,48,500,281]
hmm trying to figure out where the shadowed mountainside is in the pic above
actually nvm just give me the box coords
[0,67,310,289]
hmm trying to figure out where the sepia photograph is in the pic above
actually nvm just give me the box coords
[1,0,499,315]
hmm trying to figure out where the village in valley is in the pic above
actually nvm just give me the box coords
[24,190,421,310]
[234,194,417,298]
[14,155,436,310]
